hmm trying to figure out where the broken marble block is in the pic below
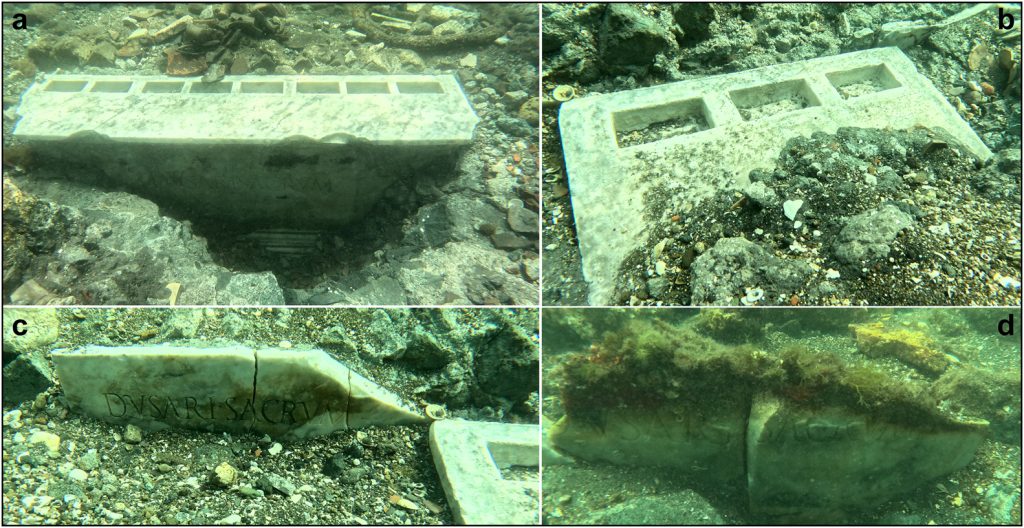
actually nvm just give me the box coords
[549,394,987,521]
[52,345,424,440]
[746,394,987,520]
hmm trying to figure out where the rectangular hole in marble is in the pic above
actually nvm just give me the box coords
[826,64,902,100]
[729,79,821,121]
[612,97,712,148]
[90,81,133,93]
[45,80,88,92]
[142,81,186,93]
[296,82,341,94]
[240,82,284,94]
[396,81,444,94]
[190,82,233,94]
[346,81,390,94]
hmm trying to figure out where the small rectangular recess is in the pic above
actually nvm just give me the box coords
[240,81,284,94]
[613,97,712,148]
[90,81,133,93]
[190,82,233,94]
[729,78,821,121]
[486,441,540,468]
[346,81,390,94]
[826,64,902,100]
[296,82,341,94]
[396,81,444,94]
[44,80,88,92]
[142,81,185,94]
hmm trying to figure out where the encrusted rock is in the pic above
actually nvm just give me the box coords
[832,204,914,268]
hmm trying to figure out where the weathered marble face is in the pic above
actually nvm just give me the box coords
[52,346,425,440]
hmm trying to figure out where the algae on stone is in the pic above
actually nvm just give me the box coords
[850,321,952,375]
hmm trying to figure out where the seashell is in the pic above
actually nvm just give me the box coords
[967,43,990,71]
[425,404,447,420]
[389,495,419,510]
[552,85,575,102]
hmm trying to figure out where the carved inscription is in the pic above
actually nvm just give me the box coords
[760,415,874,445]
[613,411,740,447]
[102,393,346,426]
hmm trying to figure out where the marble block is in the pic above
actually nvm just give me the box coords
[429,419,539,525]
[12,74,478,228]
[52,345,424,440]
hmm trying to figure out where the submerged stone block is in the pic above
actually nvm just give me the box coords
[13,74,478,228]
[52,346,424,440]
[429,419,539,525]
[558,47,992,304]
[547,321,991,521]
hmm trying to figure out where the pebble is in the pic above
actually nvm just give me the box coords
[216,513,242,525]
[459,53,478,68]
[997,275,1022,291]
[341,467,369,484]
[32,393,47,412]
[238,485,264,498]
[78,449,100,471]
[3,410,23,428]
[28,431,61,453]
[278,340,292,349]
[213,462,238,487]
[123,424,143,444]
[964,89,984,105]
[507,204,537,234]
[268,443,283,456]
[67,468,88,482]
[522,259,540,283]
[257,473,296,496]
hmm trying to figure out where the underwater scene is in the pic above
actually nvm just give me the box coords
[2,3,540,306]
[541,3,1022,306]
[2,307,540,524]
[542,308,1022,525]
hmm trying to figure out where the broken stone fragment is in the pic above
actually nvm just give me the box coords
[52,346,424,440]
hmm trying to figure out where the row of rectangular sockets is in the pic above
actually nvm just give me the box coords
[40,77,450,95]
[612,63,903,147]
